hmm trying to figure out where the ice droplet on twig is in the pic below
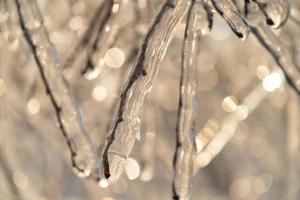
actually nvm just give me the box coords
[125,157,140,180]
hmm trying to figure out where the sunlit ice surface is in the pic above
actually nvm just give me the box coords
[0,0,299,200]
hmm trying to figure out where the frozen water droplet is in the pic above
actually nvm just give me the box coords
[73,167,91,178]
[125,157,140,180]
[135,131,141,141]
[99,179,109,188]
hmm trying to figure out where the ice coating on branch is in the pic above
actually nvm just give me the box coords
[253,0,290,29]
[15,0,97,177]
[243,0,265,25]
[198,2,214,34]
[172,1,205,199]
[251,25,300,95]
[210,0,249,40]
[193,82,270,173]
[102,0,192,182]
[81,0,121,77]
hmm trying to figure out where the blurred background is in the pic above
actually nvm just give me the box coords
[0,0,300,199]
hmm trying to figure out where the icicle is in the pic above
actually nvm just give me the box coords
[15,0,97,178]
[102,0,192,182]
[210,0,249,40]
[172,1,207,199]
[193,76,275,174]
[252,0,290,29]
[250,25,300,95]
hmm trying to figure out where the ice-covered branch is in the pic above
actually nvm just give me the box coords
[250,25,300,95]
[210,0,249,40]
[81,0,115,75]
[102,0,192,182]
[252,0,290,29]
[172,1,211,199]
[193,78,273,173]
[64,1,110,70]
[15,0,97,178]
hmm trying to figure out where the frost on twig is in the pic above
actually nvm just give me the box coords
[172,0,211,199]
[102,0,192,182]
[15,0,97,178]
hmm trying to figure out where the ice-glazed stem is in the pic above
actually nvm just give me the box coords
[64,0,112,70]
[193,82,269,174]
[244,0,250,16]
[252,0,290,29]
[250,25,300,95]
[81,0,116,75]
[102,0,192,181]
[15,0,96,177]
[210,0,249,40]
[172,1,209,199]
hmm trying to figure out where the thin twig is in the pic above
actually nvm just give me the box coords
[250,25,300,95]
[193,82,269,174]
[81,0,114,75]
[252,0,290,29]
[64,0,111,70]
